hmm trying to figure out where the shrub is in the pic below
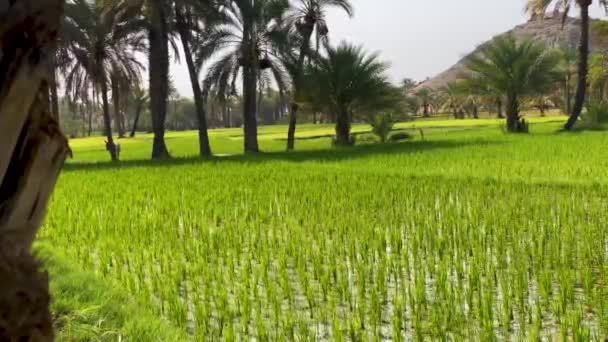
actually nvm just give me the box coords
[579,98,608,130]
[370,113,394,143]
[389,132,413,142]
[356,134,380,144]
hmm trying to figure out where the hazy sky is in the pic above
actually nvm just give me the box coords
[170,0,607,98]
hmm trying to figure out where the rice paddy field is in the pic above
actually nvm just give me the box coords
[41,116,608,340]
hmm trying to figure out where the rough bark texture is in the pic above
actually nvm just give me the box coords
[507,95,519,132]
[565,3,590,130]
[243,63,259,152]
[176,6,211,157]
[335,106,351,145]
[49,58,59,123]
[0,1,69,340]
[149,0,170,159]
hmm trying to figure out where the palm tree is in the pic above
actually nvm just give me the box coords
[129,84,150,137]
[174,0,214,156]
[415,87,433,117]
[310,42,392,145]
[63,0,145,161]
[526,0,608,129]
[0,1,70,339]
[201,0,290,153]
[284,0,353,151]
[461,35,561,132]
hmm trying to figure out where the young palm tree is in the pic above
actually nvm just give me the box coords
[284,0,353,151]
[461,35,561,131]
[201,0,290,153]
[0,1,69,339]
[526,0,608,129]
[129,84,150,137]
[415,87,433,117]
[310,42,392,145]
[63,0,145,161]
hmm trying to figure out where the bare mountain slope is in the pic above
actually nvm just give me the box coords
[416,12,608,91]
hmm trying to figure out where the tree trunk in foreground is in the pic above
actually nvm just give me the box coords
[565,3,591,130]
[149,0,171,159]
[0,1,70,340]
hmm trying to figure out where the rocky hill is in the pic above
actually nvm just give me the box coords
[416,11,608,91]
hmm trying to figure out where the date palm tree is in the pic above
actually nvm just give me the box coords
[526,0,608,129]
[63,0,145,161]
[461,35,561,132]
[201,0,290,153]
[310,42,393,145]
[284,0,353,151]
[116,0,176,159]
[174,0,216,156]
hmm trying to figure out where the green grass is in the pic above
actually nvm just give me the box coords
[35,243,187,341]
[68,115,563,162]
[43,115,608,340]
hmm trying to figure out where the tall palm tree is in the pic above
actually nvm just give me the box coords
[284,0,353,151]
[174,0,214,157]
[461,35,561,131]
[116,0,176,158]
[201,0,290,153]
[63,0,145,161]
[526,0,608,129]
[310,42,392,145]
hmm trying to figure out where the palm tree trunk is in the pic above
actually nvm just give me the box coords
[130,101,143,138]
[176,6,211,157]
[111,76,125,138]
[497,98,504,119]
[0,1,69,339]
[565,3,591,130]
[335,106,351,145]
[149,0,170,159]
[100,80,118,161]
[506,94,519,132]
[243,63,259,152]
[287,28,313,151]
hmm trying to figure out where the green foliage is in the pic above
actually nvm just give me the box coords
[370,112,394,143]
[35,243,186,341]
[579,97,608,130]
[461,34,561,131]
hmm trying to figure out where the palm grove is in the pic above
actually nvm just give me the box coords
[55,0,608,161]
[54,0,405,161]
